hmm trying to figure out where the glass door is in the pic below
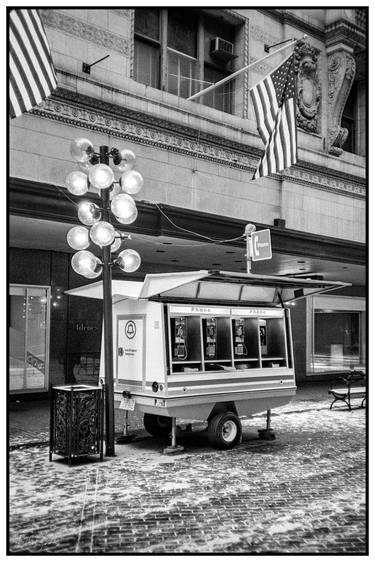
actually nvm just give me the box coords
[9,285,50,392]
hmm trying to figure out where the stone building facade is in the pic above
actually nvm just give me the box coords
[9,8,366,394]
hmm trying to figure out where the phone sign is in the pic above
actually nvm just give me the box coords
[251,229,272,261]
[125,320,136,339]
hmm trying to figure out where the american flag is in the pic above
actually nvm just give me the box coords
[250,54,297,180]
[9,9,57,119]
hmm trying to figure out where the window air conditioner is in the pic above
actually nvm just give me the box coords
[210,37,235,62]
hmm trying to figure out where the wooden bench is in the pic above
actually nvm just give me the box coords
[328,371,366,411]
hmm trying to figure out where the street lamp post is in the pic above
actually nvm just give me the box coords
[99,145,115,457]
[65,138,143,457]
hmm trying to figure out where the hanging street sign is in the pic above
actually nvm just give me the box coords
[251,229,272,261]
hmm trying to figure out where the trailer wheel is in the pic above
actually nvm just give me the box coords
[143,413,172,438]
[208,412,242,450]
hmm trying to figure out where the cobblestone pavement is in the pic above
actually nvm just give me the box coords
[9,403,367,554]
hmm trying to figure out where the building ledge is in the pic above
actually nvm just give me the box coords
[9,177,366,267]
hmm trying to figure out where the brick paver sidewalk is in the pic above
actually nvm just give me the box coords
[9,404,367,554]
[9,384,333,448]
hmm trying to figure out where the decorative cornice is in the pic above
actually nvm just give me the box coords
[284,166,365,198]
[31,88,365,200]
[33,94,258,170]
[325,19,366,51]
[40,9,129,55]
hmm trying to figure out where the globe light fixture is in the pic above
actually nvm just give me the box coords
[120,169,144,195]
[71,250,102,278]
[111,231,122,253]
[89,163,114,190]
[78,201,102,226]
[65,170,88,196]
[66,139,144,459]
[115,149,136,172]
[116,248,141,273]
[110,193,136,221]
[70,138,94,163]
[90,221,116,247]
[67,226,90,250]
[115,206,138,225]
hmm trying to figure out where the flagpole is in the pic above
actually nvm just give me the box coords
[187,35,306,102]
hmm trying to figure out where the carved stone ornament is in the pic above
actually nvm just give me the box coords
[294,39,321,133]
[327,51,356,156]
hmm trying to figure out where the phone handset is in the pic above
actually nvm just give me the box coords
[234,318,247,356]
[259,319,267,355]
[205,318,216,358]
[174,317,187,360]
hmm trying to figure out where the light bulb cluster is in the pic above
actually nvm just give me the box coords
[66,138,142,278]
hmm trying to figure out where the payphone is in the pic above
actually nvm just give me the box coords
[234,318,246,357]
[259,319,268,355]
[173,317,187,360]
[205,318,217,358]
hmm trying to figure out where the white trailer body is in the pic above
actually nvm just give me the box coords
[68,270,349,448]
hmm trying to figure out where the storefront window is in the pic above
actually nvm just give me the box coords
[313,310,361,372]
[9,285,50,392]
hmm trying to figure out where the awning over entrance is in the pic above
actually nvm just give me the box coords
[66,270,350,306]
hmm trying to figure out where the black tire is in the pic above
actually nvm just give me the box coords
[208,412,242,450]
[143,413,172,438]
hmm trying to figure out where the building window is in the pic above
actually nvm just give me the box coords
[307,295,365,375]
[134,8,161,89]
[313,311,360,372]
[9,285,50,392]
[203,65,233,114]
[342,84,356,154]
[342,78,366,157]
[134,8,238,114]
[167,8,198,58]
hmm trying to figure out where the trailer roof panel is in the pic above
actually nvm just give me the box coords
[66,270,350,305]
[141,270,350,304]
[66,280,143,300]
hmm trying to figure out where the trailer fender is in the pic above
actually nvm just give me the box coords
[207,401,239,422]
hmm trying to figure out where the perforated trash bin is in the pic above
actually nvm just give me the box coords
[49,384,104,465]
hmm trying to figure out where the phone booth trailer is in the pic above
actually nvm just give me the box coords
[68,270,348,451]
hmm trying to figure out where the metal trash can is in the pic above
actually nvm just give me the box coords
[49,384,104,465]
